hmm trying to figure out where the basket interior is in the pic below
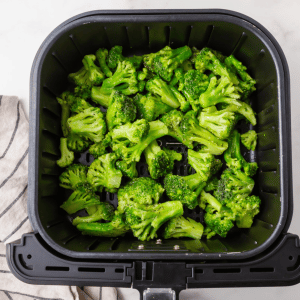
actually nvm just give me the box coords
[36,16,282,256]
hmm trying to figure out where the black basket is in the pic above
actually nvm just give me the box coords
[7,9,296,299]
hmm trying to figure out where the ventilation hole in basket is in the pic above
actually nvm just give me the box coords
[46,266,69,271]
[52,52,69,73]
[289,256,294,261]
[213,268,241,274]
[43,107,60,120]
[195,206,201,214]
[69,34,83,56]
[109,193,114,201]
[231,32,247,56]
[115,268,124,273]
[146,26,150,47]
[42,151,60,160]
[86,153,91,163]
[43,85,59,98]
[287,256,300,272]
[18,254,33,270]
[46,219,64,229]
[250,267,274,273]
[188,209,193,214]
[196,217,200,222]
[194,268,203,274]
[27,255,32,260]
[180,166,185,175]
[187,25,193,46]
[87,238,101,251]
[78,267,105,273]
[205,25,215,47]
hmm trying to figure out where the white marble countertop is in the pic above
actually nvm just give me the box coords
[1,0,300,299]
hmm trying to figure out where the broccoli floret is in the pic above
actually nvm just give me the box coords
[67,132,91,152]
[106,90,137,131]
[146,76,180,108]
[164,173,206,209]
[67,94,93,113]
[190,47,200,63]
[224,130,258,176]
[87,153,122,192]
[187,149,222,181]
[60,189,101,214]
[68,54,105,86]
[133,93,173,121]
[163,216,204,239]
[144,140,182,179]
[57,138,74,167]
[125,201,183,241]
[59,164,88,190]
[169,86,190,112]
[204,177,219,192]
[199,76,257,125]
[56,91,71,137]
[91,60,138,107]
[77,211,130,237]
[111,119,150,144]
[138,67,155,81]
[89,133,112,159]
[67,107,107,143]
[112,120,168,164]
[226,195,261,228]
[74,85,92,100]
[138,80,146,92]
[117,177,164,213]
[198,106,237,140]
[72,202,115,226]
[96,48,112,77]
[241,130,257,151]
[169,68,184,87]
[143,45,192,81]
[199,190,222,211]
[214,168,255,204]
[224,55,256,98]
[116,161,138,179]
[180,59,194,72]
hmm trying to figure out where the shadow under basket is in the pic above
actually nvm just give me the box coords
[23,9,292,263]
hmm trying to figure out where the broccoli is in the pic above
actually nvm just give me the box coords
[67,94,93,113]
[116,161,138,179]
[138,80,146,92]
[163,216,204,239]
[133,93,173,121]
[59,164,88,190]
[199,76,257,125]
[187,149,222,181]
[190,46,200,63]
[169,86,190,112]
[195,47,238,84]
[60,189,101,214]
[74,85,91,100]
[137,68,154,81]
[204,177,219,192]
[106,90,137,131]
[198,106,237,140]
[226,195,261,228]
[96,48,112,77]
[145,76,180,108]
[72,202,115,226]
[224,55,256,99]
[180,59,194,72]
[112,120,168,164]
[200,191,235,238]
[67,107,107,143]
[56,91,71,137]
[164,173,206,209]
[89,133,111,159]
[77,211,130,237]
[144,140,182,179]
[125,201,184,241]
[57,138,74,167]
[111,119,150,144]
[117,177,164,213]
[68,54,105,86]
[87,153,122,193]
[143,45,192,81]
[91,60,138,107]
[241,130,257,151]
[224,130,258,176]
[214,168,255,204]
[67,132,91,152]
[169,68,184,88]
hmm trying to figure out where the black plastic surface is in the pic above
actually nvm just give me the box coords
[27,9,292,260]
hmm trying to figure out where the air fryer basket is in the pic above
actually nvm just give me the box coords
[27,9,292,261]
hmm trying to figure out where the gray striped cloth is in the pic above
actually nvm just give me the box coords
[0,96,135,300]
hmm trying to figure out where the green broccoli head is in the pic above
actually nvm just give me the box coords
[133,93,173,121]
[187,149,222,182]
[198,106,237,140]
[56,91,71,137]
[60,189,101,215]
[74,85,92,100]
[241,130,257,151]
[87,153,122,192]
[204,177,219,192]
[144,140,182,180]
[67,107,107,143]
[57,138,74,168]
[169,67,184,88]
[164,173,206,209]
[106,90,137,131]
[169,86,190,112]
[88,133,112,159]
[72,202,115,226]
[117,177,164,213]
[77,211,130,237]
[96,48,112,77]
[111,119,150,144]
[226,195,261,228]
[116,161,138,179]
[67,94,93,114]
[163,216,204,239]
[59,164,88,190]
[67,132,91,153]
[91,60,139,107]
[146,76,180,108]
[143,45,192,81]
[125,201,184,241]
[68,54,105,86]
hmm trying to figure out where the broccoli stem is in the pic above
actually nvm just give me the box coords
[57,138,74,168]
[91,86,111,107]
[200,190,222,212]
[96,48,112,77]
